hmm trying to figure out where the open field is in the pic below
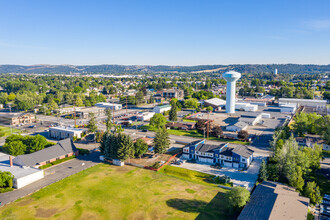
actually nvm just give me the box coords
[0,125,21,137]
[0,164,234,220]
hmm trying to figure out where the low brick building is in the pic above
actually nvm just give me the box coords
[13,138,78,168]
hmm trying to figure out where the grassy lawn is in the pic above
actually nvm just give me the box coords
[159,165,233,187]
[0,125,21,137]
[0,164,234,220]
[182,119,197,123]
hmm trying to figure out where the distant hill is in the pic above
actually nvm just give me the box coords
[0,64,329,74]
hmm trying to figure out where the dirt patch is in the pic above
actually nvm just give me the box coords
[17,199,33,206]
[35,208,58,218]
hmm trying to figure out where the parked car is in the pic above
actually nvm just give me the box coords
[29,125,36,128]
[142,129,148,132]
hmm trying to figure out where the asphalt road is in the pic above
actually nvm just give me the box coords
[0,151,100,207]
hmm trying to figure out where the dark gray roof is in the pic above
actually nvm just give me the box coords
[232,121,248,129]
[13,138,76,167]
[232,145,254,158]
[238,181,309,220]
[219,147,233,156]
[195,143,227,153]
[219,145,253,158]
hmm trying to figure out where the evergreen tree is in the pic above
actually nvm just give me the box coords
[288,166,304,191]
[154,126,170,154]
[169,102,177,121]
[134,139,148,159]
[105,108,112,132]
[303,181,322,205]
[87,112,98,134]
[258,159,268,182]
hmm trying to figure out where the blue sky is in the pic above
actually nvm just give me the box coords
[0,0,329,65]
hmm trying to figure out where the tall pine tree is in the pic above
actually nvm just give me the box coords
[169,101,177,121]
[258,159,268,182]
[154,126,170,154]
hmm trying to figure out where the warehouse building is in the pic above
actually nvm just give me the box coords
[279,104,297,113]
[95,102,122,110]
[204,98,226,110]
[279,98,327,108]
[153,104,171,114]
[0,153,44,189]
[235,103,258,112]
[136,112,155,121]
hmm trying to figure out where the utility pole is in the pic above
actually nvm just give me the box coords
[207,112,210,139]
[112,98,115,125]
[74,105,76,127]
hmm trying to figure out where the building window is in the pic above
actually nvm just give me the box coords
[242,158,245,162]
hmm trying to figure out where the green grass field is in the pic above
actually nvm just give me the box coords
[0,164,234,220]
[0,125,21,137]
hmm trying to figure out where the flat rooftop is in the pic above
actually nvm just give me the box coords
[0,153,42,179]
[49,126,84,132]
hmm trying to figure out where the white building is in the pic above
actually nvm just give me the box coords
[136,112,155,121]
[0,153,44,189]
[280,104,297,113]
[235,103,258,112]
[153,105,171,114]
[226,121,249,132]
[49,126,84,140]
[278,98,327,108]
[95,102,122,110]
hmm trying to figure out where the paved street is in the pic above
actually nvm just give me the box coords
[0,152,100,207]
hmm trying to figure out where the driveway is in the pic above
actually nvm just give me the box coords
[0,152,100,207]
[173,152,267,191]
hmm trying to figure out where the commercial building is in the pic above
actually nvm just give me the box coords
[49,126,85,140]
[204,98,226,110]
[0,112,36,125]
[279,104,297,113]
[235,102,258,112]
[95,102,122,110]
[182,140,254,168]
[13,138,78,168]
[243,95,275,106]
[238,181,309,220]
[161,88,184,100]
[75,107,106,119]
[153,105,171,114]
[136,112,155,121]
[0,153,44,189]
[279,98,327,108]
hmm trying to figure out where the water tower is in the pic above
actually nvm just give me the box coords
[222,71,241,113]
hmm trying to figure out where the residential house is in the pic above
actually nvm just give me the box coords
[161,88,184,100]
[238,181,309,220]
[13,138,78,168]
[166,122,195,130]
[182,140,254,168]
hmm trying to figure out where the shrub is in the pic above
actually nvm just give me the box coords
[77,148,90,155]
